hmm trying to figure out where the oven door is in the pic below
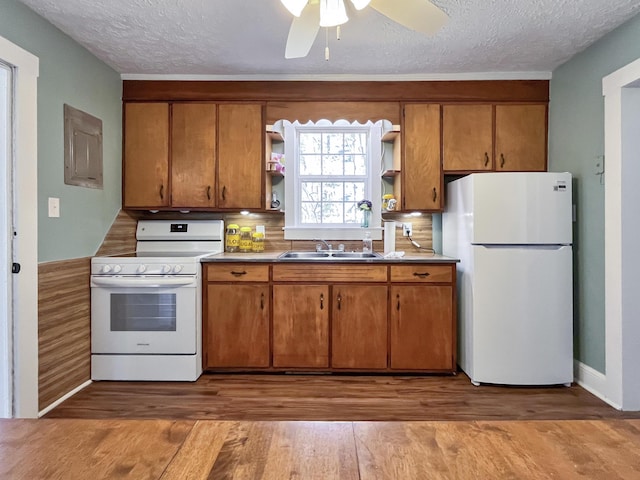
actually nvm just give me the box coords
[91,275,197,354]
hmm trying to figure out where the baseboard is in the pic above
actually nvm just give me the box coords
[38,380,92,417]
[573,360,621,410]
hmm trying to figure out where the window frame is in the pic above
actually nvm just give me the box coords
[283,120,382,241]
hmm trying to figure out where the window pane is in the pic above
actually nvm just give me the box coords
[300,154,322,175]
[344,133,366,154]
[300,133,322,153]
[301,202,321,223]
[344,182,365,201]
[322,154,343,175]
[345,202,359,223]
[344,154,367,176]
[323,202,344,223]
[324,132,344,154]
[301,182,321,201]
[322,182,343,201]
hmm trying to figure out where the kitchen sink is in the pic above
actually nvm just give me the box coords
[278,251,382,260]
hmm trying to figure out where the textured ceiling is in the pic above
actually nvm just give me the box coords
[17,0,640,78]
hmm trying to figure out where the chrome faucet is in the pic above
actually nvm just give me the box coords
[315,239,332,251]
[314,240,345,252]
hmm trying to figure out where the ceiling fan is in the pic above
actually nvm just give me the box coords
[280,0,448,59]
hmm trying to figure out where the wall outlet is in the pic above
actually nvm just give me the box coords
[48,197,60,218]
[403,222,412,237]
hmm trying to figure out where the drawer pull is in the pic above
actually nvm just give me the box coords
[484,152,489,167]
[159,184,164,200]
[320,293,324,310]
[206,185,211,200]
[337,293,342,310]
[432,187,437,202]
[230,270,247,277]
[413,272,431,278]
[396,293,400,311]
[500,153,506,168]
[222,185,227,201]
[260,292,264,310]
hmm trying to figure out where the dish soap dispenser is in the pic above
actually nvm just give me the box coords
[362,232,372,253]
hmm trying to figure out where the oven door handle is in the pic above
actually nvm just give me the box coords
[91,277,196,288]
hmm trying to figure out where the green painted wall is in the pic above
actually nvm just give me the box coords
[0,0,121,262]
[549,13,640,373]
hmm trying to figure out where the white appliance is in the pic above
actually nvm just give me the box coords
[91,219,224,381]
[443,172,573,386]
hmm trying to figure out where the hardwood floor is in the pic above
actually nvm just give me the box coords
[45,373,640,421]
[2,418,640,479]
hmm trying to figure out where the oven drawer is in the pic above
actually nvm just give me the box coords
[206,263,269,282]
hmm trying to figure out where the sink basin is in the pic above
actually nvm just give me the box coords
[278,251,382,260]
[330,252,381,259]
[278,251,331,259]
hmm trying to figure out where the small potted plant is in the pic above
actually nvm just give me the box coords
[357,199,372,228]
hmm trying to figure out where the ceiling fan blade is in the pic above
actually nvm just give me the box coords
[285,2,321,59]
[369,0,448,35]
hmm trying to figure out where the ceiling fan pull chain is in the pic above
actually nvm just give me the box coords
[336,25,341,40]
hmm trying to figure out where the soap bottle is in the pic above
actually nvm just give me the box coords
[362,232,372,253]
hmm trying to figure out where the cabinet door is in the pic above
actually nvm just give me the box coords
[273,284,329,368]
[205,284,270,368]
[123,103,169,208]
[390,285,454,370]
[171,103,216,208]
[443,105,493,172]
[218,104,263,209]
[403,104,442,211]
[332,285,388,369]
[495,104,547,172]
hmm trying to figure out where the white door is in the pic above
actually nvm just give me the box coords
[470,244,574,385]
[471,172,573,245]
[0,60,12,418]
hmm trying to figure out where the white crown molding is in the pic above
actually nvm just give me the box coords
[121,71,553,81]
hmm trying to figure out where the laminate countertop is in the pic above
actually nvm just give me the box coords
[201,251,459,263]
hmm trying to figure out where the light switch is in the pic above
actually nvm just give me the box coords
[48,197,60,218]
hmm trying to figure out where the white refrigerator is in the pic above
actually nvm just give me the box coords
[443,172,573,386]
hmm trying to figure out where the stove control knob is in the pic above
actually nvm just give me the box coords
[112,265,122,274]
[137,265,147,274]
[173,265,183,274]
[161,265,172,274]
[101,265,112,274]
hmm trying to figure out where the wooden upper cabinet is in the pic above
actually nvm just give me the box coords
[171,103,216,208]
[402,104,442,211]
[495,104,547,172]
[217,104,263,209]
[123,103,170,208]
[443,105,493,172]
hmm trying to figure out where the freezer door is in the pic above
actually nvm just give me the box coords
[470,172,572,245]
[469,244,573,385]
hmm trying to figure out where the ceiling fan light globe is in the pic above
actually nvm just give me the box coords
[319,0,349,27]
[280,0,308,17]
[349,0,371,10]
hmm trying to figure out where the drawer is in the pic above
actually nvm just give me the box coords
[390,264,453,283]
[273,264,387,282]
[206,263,269,282]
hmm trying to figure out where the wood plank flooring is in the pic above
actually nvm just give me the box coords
[45,373,640,421]
[3,418,640,479]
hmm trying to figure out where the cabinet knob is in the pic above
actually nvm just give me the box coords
[159,184,164,200]
[337,293,342,310]
[221,185,227,201]
[320,293,324,310]
[432,187,437,203]
[260,292,264,310]
[484,152,489,167]
[396,293,400,311]
[207,185,211,200]
[500,153,506,168]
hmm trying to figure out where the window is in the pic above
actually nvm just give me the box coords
[283,119,383,240]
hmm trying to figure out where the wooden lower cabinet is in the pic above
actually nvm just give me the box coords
[203,262,456,373]
[390,285,454,370]
[331,285,388,369]
[272,284,329,368]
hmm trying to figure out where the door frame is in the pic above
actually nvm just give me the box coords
[603,56,640,410]
[0,35,39,418]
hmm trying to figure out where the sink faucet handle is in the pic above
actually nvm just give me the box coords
[338,243,345,252]
[315,243,322,252]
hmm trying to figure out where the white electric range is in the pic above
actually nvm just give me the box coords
[90,219,224,381]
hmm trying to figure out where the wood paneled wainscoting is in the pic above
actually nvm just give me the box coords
[38,257,91,412]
